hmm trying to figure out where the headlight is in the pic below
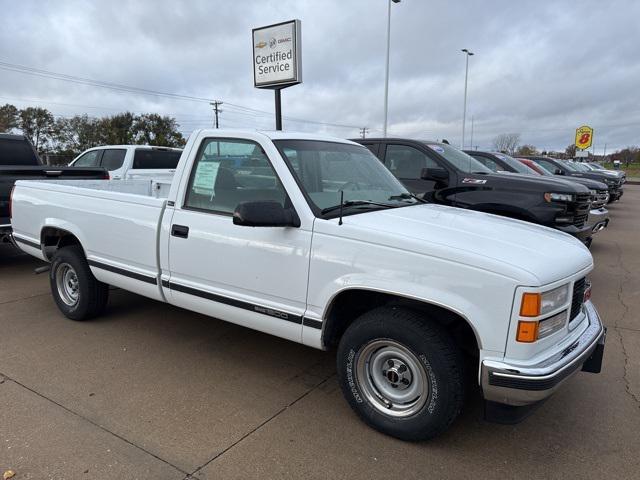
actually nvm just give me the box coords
[589,189,597,196]
[544,192,574,202]
[517,284,571,342]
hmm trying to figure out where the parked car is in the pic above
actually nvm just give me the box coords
[11,129,605,440]
[572,160,626,184]
[356,138,594,245]
[0,133,107,244]
[521,156,623,203]
[465,151,610,235]
[69,145,183,181]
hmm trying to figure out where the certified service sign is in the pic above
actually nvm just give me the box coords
[252,20,302,89]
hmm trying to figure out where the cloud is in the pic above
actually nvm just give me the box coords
[0,0,638,151]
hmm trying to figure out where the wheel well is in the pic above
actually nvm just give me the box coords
[41,227,83,261]
[322,290,480,357]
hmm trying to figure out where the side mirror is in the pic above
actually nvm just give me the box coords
[420,167,449,182]
[555,169,564,175]
[233,201,300,227]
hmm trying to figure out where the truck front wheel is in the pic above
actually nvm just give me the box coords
[50,246,109,321]
[336,307,465,441]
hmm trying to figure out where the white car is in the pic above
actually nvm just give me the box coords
[11,130,605,440]
[70,145,182,181]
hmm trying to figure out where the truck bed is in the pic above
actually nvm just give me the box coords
[11,178,169,301]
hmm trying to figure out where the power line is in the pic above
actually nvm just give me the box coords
[359,127,370,138]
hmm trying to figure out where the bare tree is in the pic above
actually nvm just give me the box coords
[492,133,521,154]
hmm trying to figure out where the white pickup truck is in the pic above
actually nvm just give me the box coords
[69,145,182,181]
[11,129,605,440]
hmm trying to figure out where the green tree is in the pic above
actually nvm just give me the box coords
[19,107,55,151]
[0,104,19,132]
[133,113,185,147]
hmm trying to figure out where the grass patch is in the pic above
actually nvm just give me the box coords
[604,162,640,178]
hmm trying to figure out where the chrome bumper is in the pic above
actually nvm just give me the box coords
[481,300,604,407]
[588,207,609,233]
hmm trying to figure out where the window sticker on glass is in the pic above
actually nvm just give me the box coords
[428,145,445,154]
[193,161,220,194]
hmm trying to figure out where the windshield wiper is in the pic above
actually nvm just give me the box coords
[388,192,426,203]
[321,200,399,215]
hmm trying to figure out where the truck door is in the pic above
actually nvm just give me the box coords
[166,137,311,343]
[382,143,441,197]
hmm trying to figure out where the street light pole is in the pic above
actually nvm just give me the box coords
[461,48,474,148]
[383,0,401,138]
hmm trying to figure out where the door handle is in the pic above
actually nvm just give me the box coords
[171,224,189,238]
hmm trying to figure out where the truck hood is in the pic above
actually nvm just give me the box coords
[333,204,592,285]
[489,172,591,193]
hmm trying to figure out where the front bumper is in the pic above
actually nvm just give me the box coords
[587,207,610,233]
[481,300,605,409]
[0,221,11,242]
[555,222,593,243]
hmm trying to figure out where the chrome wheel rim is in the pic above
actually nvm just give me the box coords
[55,263,79,306]
[355,339,429,418]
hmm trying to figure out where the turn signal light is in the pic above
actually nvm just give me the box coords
[520,293,541,317]
[516,321,539,343]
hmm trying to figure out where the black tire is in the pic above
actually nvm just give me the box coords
[336,307,465,441]
[49,245,109,321]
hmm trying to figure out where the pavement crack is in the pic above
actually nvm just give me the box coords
[0,291,51,306]
[0,371,191,476]
[613,241,640,408]
[190,372,336,476]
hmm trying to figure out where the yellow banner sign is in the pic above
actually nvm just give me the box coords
[575,125,594,150]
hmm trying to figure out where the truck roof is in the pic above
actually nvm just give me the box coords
[84,145,183,151]
[191,129,360,145]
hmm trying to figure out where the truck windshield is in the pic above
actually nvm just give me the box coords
[423,143,492,174]
[274,140,418,216]
[556,159,579,172]
[492,152,537,174]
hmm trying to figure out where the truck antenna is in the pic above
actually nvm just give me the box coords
[338,190,344,225]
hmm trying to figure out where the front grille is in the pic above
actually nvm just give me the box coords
[591,190,609,209]
[570,277,586,321]
[568,194,591,228]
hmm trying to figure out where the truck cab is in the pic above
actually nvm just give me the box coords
[70,145,182,181]
[357,139,594,245]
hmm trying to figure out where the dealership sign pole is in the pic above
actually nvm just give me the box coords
[252,20,302,130]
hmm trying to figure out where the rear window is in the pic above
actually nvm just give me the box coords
[0,138,39,166]
[132,149,181,169]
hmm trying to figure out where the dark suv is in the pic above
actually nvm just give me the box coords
[521,156,623,203]
[356,139,594,245]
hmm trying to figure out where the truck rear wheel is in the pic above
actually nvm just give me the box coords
[50,246,109,321]
[336,307,465,441]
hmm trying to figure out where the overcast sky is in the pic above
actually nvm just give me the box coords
[1,0,639,152]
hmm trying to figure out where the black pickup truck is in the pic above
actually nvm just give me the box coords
[520,155,623,203]
[355,138,594,245]
[1,134,107,244]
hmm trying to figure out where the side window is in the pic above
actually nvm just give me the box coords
[184,138,287,215]
[384,144,438,179]
[73,150,102,167]
[101,149,126,171]
[537,159,558,173]
[363,143,380,158]
[471,154,500,172]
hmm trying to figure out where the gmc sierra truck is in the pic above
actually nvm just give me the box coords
[0,133,107,244]
[357,138,595,246]
[11,130,605,440]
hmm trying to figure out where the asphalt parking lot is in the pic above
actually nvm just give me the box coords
[1,187,639,480]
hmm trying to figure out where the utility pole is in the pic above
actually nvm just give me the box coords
[359,127,370,139]
[210,101,223,128]
[469,115,474,151]
[383,0,402,138]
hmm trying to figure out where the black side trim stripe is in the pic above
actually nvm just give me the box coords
[14,237,41,250]
[87,260,157,285]
[164,280,317,326]
[303,317,323,329]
